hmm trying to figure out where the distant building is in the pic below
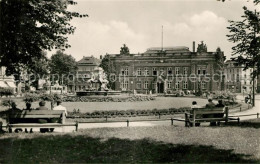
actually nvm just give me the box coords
[224,60,257,93]
[67,56,103,92]
[106,43,225,94]
[0,66,17,92]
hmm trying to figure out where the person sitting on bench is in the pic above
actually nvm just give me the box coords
[36,101,49,133]
[49,100,67,132]
[24,102,33,133]
[205,99,215,109]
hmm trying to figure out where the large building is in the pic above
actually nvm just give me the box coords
[224,60,257,93]
[107,43,225,94]
[67,56,103,92]
[0,67,17,91]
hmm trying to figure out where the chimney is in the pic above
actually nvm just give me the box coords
[193,41,195,52]
[100,55,103,60]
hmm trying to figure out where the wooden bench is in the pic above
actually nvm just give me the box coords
[185,107,229,127]
[8,110,78,132]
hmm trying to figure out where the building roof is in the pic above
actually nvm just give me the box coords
[145,46,190,53]
[77,56,101,65]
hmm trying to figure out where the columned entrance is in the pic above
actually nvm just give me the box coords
[157,82,164,93]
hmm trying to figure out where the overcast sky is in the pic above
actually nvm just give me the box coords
[48,0,260,61]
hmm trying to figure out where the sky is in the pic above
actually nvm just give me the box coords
[48,0,260,61]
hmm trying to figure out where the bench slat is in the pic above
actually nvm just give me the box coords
[9,123,76,128]
[10,115,62,118]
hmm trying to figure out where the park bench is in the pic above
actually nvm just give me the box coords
[185,106,229,127]
[7,110,78,133]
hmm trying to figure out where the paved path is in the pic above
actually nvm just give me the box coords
[229,95,260,121]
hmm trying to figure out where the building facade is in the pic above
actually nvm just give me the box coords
[0,66,17,92]
[107,44,225,94]
[224,60,257,94]
[67,56,103,92]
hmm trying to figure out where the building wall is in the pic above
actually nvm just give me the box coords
[108,47,224,94]
[224,60,257,93]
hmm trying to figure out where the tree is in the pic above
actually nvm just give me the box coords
[197,41,207,53]
[100,54,116,90]
[227,5,260,106]
[120,44,130,55]
[218,0,260,4]
[214,47,226,91]
[49,50,78,85]
[27,51,50,89]
[0,0,87,75]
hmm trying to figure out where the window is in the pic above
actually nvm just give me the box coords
[175,82,180,89]
[183,67,188,75]
[144,81,149,89]
[144,68,149,76]
[197,67,201,75]
[202,81,206,89]
[125,67,129,76]
[136,82,142,89]
[121,69,125,75]
[167,81,172,88]
[183,81,188,89]
[121,67,128,76]
[137,68,142,76]
[152,68,157,76]
[167,67,172,75]
[202,70,206,75]
[244,80,247,85]
[121,81,129,89]
[175,67,180,75]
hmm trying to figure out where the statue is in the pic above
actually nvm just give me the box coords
[85,71,109,91]
[98,72,109,91]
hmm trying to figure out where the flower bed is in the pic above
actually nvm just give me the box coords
[67,107,191,118]
[62,95,155,102]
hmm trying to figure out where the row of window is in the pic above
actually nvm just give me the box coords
[121,67,208,76]
[120,81,207,89]
[121,67,189,76]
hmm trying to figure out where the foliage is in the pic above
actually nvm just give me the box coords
[227,6,260,79]
[23,92,62,102]
[197,41,207,53]
[1,99,15,107]
[120,44,130,55]
[67,107,191,118]
[0,87,14,97]
[29,51,50,88]
[0,0,87,75]
[218,0,260,4]
[49,50,78,85]
[23,93,40,103]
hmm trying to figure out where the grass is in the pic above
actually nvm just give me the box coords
[0,126,259,163]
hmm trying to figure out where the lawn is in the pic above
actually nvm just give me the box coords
[0,125,259,163]
[0,97,208,112]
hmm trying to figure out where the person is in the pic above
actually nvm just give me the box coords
[205,99,215,109]
[10,102,23,133]
[212,99,225,126]
[215,99,225,108]
[190,101,201,127]
[50,100,67,132]
[191,101,199,108]
[53,100,67,116]
[24,102,33,133]
[205,99,216,126]
[36,101,49,111]
[36,101,49,133]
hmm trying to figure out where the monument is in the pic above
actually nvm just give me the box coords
[76,68,120,96]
